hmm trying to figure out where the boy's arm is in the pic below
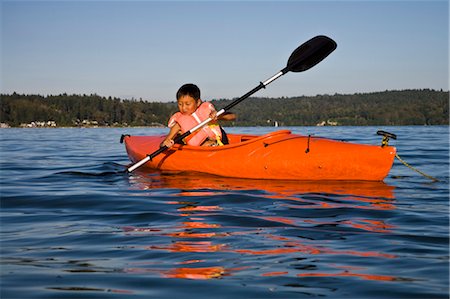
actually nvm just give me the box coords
[160,123,181,148]
[209,108,236,121]
[218,112,236,121]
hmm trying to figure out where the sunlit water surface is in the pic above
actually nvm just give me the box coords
[1,126,448,298]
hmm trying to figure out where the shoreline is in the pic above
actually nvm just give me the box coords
[0,124,443,129]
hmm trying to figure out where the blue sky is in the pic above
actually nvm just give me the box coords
[1,1,448,102]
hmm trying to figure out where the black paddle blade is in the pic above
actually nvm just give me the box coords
[283,35,337,73]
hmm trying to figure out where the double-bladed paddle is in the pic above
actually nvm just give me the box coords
[127,35,337,173]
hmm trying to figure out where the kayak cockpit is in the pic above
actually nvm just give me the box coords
[226,130,292,145]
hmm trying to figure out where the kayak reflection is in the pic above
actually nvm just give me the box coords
[123,171,398,281]
[129,171,395,200]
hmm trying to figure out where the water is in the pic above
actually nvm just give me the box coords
[1,126,448,299]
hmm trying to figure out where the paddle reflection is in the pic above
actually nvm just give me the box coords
[124,172,398,281]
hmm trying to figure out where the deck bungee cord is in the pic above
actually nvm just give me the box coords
[377,131,439,182]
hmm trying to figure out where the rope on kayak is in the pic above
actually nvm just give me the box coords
[395,153,439,182]
[376,131,438,182]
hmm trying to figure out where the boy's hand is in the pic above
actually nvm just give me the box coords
[209,110,218,120]
[160,139,175,148]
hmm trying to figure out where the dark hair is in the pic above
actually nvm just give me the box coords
[176,83,200,100]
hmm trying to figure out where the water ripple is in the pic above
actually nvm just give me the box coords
[1,126,448,299]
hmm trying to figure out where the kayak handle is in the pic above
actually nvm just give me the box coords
[377,130,397,140]
[377,130,397,147]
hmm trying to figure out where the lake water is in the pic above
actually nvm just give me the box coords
[1,126,448,299]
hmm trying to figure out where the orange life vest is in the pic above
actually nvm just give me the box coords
[168,102,223,146]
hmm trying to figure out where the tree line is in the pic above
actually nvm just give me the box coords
[225,89,449,126]
[0,89,448,127]
[0,93,176,127]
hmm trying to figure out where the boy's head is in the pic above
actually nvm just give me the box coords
[176,83,200,101]
[176,83,201,115]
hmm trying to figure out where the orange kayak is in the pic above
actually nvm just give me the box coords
[123,130,396,181]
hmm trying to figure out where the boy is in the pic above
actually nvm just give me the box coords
[160,83,236,147]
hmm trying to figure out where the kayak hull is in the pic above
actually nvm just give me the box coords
[123,130,396,181]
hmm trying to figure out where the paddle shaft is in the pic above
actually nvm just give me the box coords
[126,71,284,173]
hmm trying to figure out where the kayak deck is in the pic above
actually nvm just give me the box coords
[123,130,396,181]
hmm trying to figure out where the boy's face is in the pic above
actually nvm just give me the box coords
[177,95,200,115]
